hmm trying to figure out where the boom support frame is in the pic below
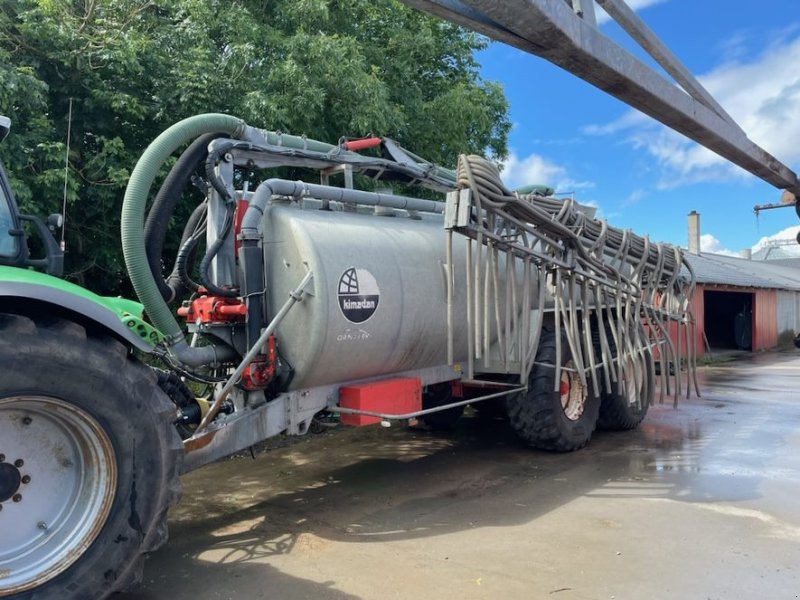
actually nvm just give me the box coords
[399,0,800,196]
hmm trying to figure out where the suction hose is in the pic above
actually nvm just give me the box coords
[122,113,246,365]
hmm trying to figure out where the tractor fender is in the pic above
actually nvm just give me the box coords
[0,266,161,352]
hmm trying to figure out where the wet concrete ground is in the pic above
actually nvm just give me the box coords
[123,352,800,600]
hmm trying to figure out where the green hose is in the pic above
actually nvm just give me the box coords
[121,113,245,341]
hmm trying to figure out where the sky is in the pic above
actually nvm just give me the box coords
[476,0,800,256]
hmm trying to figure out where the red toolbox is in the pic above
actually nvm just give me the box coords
[339,377,422,426]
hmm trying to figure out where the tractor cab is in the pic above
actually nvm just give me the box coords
[0,115,64,276]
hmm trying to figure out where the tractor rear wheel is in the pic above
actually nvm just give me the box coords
[0,314,182,599]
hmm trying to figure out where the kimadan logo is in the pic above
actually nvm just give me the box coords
[337,268,380,323]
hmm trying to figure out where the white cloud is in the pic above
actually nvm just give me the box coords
[499,151,595,193]
[582,110,646,136]
[715,30,753,64]
[584,31,800,188]
[700,233,738,257]
[560,178,597,193]
[695,226,800,258]
[623,188,648,206]
[500,151,564,189]
[594,0,668,25]
[751,225,800,252]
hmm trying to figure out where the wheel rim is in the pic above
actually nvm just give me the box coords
[0,396,117,595]
[559,359,587,421]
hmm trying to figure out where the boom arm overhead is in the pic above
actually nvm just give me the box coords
[399,0,800,197]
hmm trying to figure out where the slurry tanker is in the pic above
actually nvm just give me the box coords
[0,113,697,598]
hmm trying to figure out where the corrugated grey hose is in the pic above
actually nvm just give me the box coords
[455,154,697,400]
[456,154,685,288]
[456,155,619,281]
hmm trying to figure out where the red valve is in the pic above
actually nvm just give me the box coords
[241,336,279,390]
[216,304,248,316]
[177,296,247,323]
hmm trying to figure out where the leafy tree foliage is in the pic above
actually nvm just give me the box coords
[0,0,509,294]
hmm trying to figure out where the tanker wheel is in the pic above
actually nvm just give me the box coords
[597,351,654,431]
[420,382,463,429]
[506,327,600,452]
[0,314,183,599]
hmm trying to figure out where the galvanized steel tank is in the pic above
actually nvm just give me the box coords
[262,201,470,390]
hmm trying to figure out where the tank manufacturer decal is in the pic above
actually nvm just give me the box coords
[337,267,380,323]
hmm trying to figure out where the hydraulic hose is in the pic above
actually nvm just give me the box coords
[204,141,236,201]
[144,132,224,303]
[198,202,238,297]
[122,113,246,352]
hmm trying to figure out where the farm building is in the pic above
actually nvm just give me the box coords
[682,212,800,357]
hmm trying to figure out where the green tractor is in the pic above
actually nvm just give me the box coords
[0,116,182,598]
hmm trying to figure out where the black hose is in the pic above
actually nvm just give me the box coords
[144,132,224,302]
[197,141,245,298]
[173,236,203,293]
[199,202,239,297]
[205,141,237,201]
[168,201,207,293]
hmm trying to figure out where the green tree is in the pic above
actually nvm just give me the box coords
[0,0,509,295]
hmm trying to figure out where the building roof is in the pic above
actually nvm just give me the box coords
[683,252,800,291]
[767,257,800,269]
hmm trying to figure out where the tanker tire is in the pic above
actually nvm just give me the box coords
[0,314,183,599]
[506,327,600,452]
[597,351,654,431]
[420,382,463,430]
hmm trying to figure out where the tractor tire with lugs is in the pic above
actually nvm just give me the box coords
[0,314,183,599]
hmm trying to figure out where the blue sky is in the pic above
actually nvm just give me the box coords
[476,0,800,256]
